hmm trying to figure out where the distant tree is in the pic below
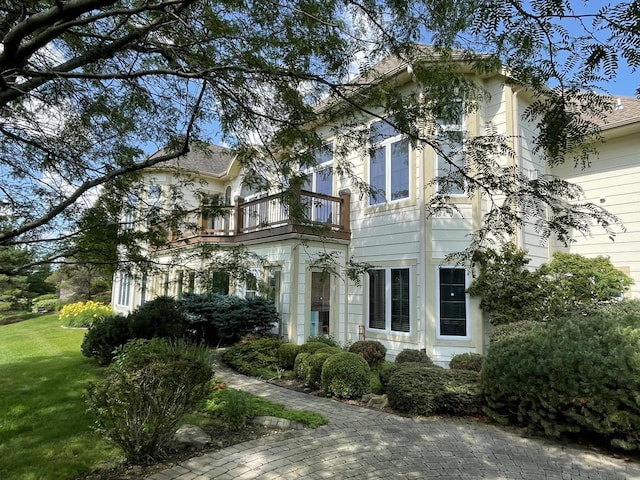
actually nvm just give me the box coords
[1,1,638,274]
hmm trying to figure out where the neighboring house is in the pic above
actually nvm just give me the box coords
[111,50,639,364]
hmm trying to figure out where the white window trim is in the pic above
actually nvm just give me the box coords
[369,123,411,206]
[303,142,334,195]
[116,272,132,307]
[435,102,467,197]
[366,266,413,335]
[435,266,471,340]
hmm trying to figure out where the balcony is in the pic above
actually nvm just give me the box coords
[167,189,351,247]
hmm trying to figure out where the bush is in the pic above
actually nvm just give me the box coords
[449,353,484,372]
[490,320,540,344]
[306,335,339,347]
[321,352,370,399]
[304,352,336,388]
[294,352,311,379]
[395,349,433,365]
[481,305,640,451]
[81,315,132,365]
[86,338,213,462]
[221,337,284,378]
[60,300,113,328]
[348,340,386,367]
[81,296,188,364]
[180,293,278,346]
[208,388,254,430]
[387,364,481,416]
[32,294,60,313]
[299,341,331,354]
[316,346,343,355]
[276,343,300,369]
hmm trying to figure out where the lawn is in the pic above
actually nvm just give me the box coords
[0,314,122,480]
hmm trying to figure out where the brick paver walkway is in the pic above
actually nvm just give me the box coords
[148,364,640,480]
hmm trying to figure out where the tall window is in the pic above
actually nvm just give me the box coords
[117,272,132,306]
[303,142,334,222]
[438,267,468,337]
[435,102,466,195]
[209,271,229,295]
[368,267,411,333]
[369,118,410,205]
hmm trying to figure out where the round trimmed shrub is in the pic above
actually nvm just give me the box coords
[395,349,433,365]
[387,364,481,416]
[299,341,331,354]
[449,353,484,372]
[276,343,300,369]
[306,335,339,347]
[348,340,386,367]
[294,352,311,379]
[316,346,342,355]
[221,337,284,377]
[305,352,336,388]
[490,320,540,344]
[321,352,370,399]
[482,305,640,451]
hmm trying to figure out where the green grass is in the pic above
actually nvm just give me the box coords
[203,387,328,428]
[0,314,122,480]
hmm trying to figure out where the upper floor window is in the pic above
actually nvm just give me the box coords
[435,101,466,195]
[304,142,333,196]
[369,118,410,205]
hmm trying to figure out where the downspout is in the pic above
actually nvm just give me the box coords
[511,87,524,250]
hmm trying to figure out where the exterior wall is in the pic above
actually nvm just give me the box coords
[552,130,640,298]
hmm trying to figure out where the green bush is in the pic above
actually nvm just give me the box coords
[208,388,254,430]
[294,352,311,379]
[86,338,213,462]
[81,315,132,365]
[81,296,188,364]
[482,305,640,451]
[304,352,336,388]
[449,353,484,372]
[387,364,481,416]
[395,349,433,365]
[60,300,113,328]
[32,294,60,313]
[276,343,300,369]
[348,340,386,367]
[376,361,398,392]
[490,320,540,344]
[316,346,343,355]
[299,341,331,354]
[321,352,371,399]
[221,337,284,378]
[306,335,339,347]
[180,293,278,346]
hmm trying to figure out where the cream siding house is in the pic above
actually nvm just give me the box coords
[111,53,639,364]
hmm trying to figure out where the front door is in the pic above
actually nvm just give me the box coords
[310,272,330,336]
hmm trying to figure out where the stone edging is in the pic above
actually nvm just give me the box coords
[251,415,307,430]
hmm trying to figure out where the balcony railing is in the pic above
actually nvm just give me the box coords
[168,189,351,245]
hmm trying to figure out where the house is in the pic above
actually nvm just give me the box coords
[111,49,640,364]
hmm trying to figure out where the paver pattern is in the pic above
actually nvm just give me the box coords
[149,364,640,480]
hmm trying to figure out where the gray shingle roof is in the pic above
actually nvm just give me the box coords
[152,144,234,177]
[596,96,640,129]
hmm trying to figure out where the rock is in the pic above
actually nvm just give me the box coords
[173,424,211,449]
[364,394,388,409]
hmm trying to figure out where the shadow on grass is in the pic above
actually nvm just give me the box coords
[0,354,121,480]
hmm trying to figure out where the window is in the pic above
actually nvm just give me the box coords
[209,271,229,295]
[369,118,410,205]
[117,272,132,306]
[146,184,162,226]
[367,267,411,333]
[304,142,334,196]
[435,102,466,195]
[437,267,468,337]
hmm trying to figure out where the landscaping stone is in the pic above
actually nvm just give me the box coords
[173,424,211,448]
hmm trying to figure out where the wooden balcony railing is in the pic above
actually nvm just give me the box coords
[168,189,351,246]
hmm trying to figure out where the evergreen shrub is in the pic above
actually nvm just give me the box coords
[81,315,132,365]
[276,343,300,369]
[490,320,540,344]
[482,304,640,451]
[449,353,484,372]
[299,341,331,354]
[321,352,371,399]
[304,352,336,388]
[395,349,432,365]
[387,364,481,416]
[221,336,284,377]
[348,340,386,367]
[306,335,339,347]
[294,352,311,379]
